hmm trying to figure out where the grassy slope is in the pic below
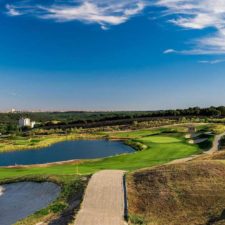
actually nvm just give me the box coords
[127,160,225,225]
[0,132,200,180]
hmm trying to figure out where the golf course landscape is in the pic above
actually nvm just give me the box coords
[1,122,224,225]
[2,0,225,223]
[0,125,206,179]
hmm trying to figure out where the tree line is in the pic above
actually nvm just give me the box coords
[0,106,225,134]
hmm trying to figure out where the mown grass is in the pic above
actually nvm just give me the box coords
[109,129,162,139]
[137,135,181,143]
[127,160,225,225]
[0,131,201,180]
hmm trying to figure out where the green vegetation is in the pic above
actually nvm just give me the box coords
[0,124,216,225]
[137,135,181,143]
[2,106,225,134]
[1,175,88,225]
[0,127,203,180]
[127,161,225,225]
[211,124,225,134]
[218,135,225,151]
[0,132,104,152]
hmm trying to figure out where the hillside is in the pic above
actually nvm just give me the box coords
[128,160,225,225]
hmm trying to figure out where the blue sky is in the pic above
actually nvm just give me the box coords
[1,0,225,111]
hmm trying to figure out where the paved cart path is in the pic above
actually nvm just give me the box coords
[74,170,127,225]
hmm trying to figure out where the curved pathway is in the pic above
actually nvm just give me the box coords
[74,170,127,225]
[206,132,225,154]
[168,132,225,164]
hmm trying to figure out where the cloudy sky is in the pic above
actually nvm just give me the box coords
[1,0,225,110]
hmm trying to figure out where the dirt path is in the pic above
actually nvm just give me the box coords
[74,170,127,225]
[168,132,225,164]
[206,132,225,154]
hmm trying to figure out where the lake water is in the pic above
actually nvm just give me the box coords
[0,140,134,166]
[0,182,60,225]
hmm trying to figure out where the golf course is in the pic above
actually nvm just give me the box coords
[0,123,221,225]
[0,126,205,179]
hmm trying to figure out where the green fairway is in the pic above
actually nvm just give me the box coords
[138,135,182,143]
[0,129,202,180]
[110,129,161,139]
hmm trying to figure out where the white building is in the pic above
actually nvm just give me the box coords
[19,118,36,128]
[31,121,36,128]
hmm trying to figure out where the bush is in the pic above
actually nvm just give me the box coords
[129,214,147,225]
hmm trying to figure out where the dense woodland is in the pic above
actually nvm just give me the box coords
[0,106,225,134]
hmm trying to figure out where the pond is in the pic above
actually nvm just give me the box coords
[0,140,134,166]
[0,182,60,225]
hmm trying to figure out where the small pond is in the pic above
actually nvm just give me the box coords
[0,140,134,166]
[0,182,60,225]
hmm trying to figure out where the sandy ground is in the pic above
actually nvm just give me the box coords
[185,133,201,139]
[74,170,127,225]
[0,182,60,225]
[188,138,208,144]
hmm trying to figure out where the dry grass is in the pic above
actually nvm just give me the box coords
[198,151,225,161]
[127,161,225,225]
[0,133,104,152]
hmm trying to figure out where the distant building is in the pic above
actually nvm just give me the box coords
[31,121,36,128]
[19,118,36,128]
[11,108,16,113]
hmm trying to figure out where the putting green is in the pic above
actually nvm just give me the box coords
[139,136,181,143]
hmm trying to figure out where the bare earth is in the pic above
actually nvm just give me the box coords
[74,170,127,225]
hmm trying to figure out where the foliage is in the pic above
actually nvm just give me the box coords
[0,127,202,179]
[129,214,147,225]
[219,136,225,150]
[1,106,225,133]
[211,124,225,134]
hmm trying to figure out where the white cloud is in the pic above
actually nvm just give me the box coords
[6,0,225,55]
[6,4,23,16]
[198,59,225,64]
[6,0,146,29]
[151,0,225,55]
[163,49,176,54]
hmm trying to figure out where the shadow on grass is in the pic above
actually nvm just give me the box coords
[207,209,225,225]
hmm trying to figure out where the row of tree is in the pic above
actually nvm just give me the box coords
[0,106,225,134]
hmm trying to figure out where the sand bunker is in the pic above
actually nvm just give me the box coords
[0,182,60,225]
[185,133,201,139]
[188,138,208,144]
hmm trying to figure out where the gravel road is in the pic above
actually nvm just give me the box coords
[74,170,127,225]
